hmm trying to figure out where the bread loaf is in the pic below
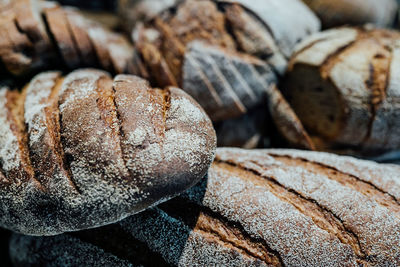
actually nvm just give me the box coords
[131,0,320,118]
[126,0,319,148]
[283,26,400,154]
[302,0,398,28]
[10,148,400,266]
[0,69,216,236]
[0,0,134,76]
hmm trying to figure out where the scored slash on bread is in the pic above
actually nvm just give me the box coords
[0,69,216,236]
[284,26,400,153]
[10,148,400,266]
[131,0,319,149]
[0,0,134,76]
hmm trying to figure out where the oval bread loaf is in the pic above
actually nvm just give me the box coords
[284,26,400,154]
[302,0,398,28]
[126,0,318,149]
[0,69,216,236]
[130,0,320,121]
[10,148,400,266]
[0,0,134,76]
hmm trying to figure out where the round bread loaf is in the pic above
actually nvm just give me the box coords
[0,0,134,76]
[0,69,216,236]
[302,0,398,28]
[283,26,400,154]
[10,148,400,266]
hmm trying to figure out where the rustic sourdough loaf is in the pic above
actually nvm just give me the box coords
[129,0,320,120]
[124,0,319,148]
[10,148,400,266]
[0,69,216,236]
[0,0,134,76]
[284,26,400,154]
[302,0,398,29]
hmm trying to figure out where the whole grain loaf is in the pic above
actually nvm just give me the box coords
[10,148,400,266]
[284,26,400,154]
[0,68,216,236]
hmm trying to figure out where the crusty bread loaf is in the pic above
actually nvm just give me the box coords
[302,0,398,28]
[284,26,400,154]
[128,0,319,149]
[0,68,216,236]
[10,148,400,266]
[0,0,134,76]
[131,0,320,119]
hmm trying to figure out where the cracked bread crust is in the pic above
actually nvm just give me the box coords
[284,26,400,154]
[131,0,320,121]
[10,148,400,266]
[129,0,319,149]
[0,69,216,236]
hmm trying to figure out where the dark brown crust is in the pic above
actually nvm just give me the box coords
[130,0,317,149]
[0,69,216,236]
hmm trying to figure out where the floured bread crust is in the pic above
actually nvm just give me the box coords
[0,69,216,236]
[10,148,400,266]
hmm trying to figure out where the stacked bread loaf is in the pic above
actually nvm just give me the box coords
[2,0,400,266]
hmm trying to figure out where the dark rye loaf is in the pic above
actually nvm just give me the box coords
[284,26,400,154]
[0,69,216,236]
[10,148,400,266]
[0,0,134,77]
